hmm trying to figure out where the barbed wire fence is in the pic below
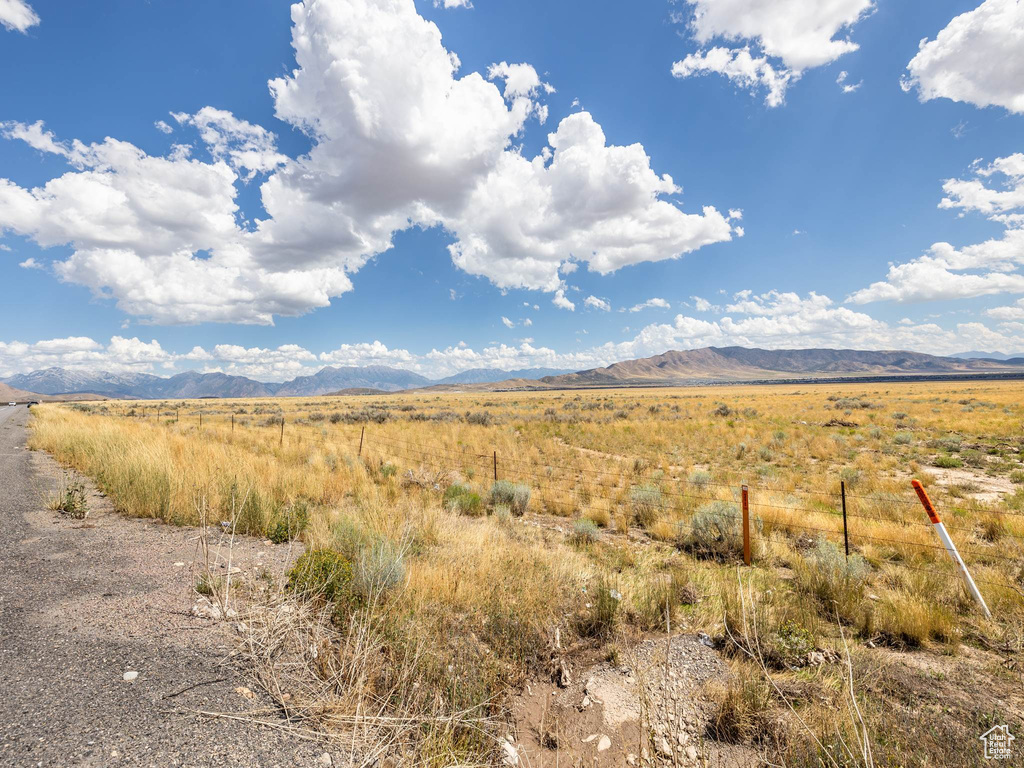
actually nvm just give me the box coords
[98,403,1024,606]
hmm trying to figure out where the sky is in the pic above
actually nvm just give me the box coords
[1,0,1024,382]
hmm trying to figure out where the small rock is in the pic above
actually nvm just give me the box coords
[227,567,242,575]
[582,734,598,743]
[191,599,222,620]
[807,651,825,666]
[597,735,611,752]
[676,732,688,746]
[626,754,637,766]
[122,671,138,682]
[318,752,333,767]
[697,632,714,648]
[173,561,185,567]
[235,686,256,700]
[657,737,673,758]
[685,745,697,762]
[580,695,591,709]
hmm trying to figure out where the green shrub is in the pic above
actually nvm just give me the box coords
[688,470,711,490]
[687,500,746,559]
[894,432,913,445]
[839,467,861,489]
[769,620,817,667]
[628,484,662,528]
[287,549,354,605]
[490,480,531,516]
[934,454,963,469]
[49,477,88,519]
[464,411,494,426]
[268,500,309,544]
[1010,470,1024,485]
[443,483,483,516]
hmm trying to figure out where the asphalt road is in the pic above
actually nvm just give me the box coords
[0,406,325,767]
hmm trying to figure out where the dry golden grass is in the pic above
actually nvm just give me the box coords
[27,379,1024,765]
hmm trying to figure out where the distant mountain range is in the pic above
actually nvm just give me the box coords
[2,365,574,399]
[5,349,1023,400]
[532,346,1024,388]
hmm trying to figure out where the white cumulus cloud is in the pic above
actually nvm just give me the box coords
[850,154,1024,304]
[0,0,735,326]
[672,0,874,106]
[0,0,38,33]
[628,297,671,312]
[902,0,1024,114]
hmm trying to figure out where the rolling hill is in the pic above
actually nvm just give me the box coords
[538,346,1024,387]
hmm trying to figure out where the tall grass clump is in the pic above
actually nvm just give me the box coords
[794,538,870,624]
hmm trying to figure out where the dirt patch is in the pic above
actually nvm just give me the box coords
[929,466,1015,503]
[509,634,759,767]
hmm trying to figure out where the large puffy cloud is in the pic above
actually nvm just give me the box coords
[902,0,1024,114]
[0,120,354,324]
[0,0,38,33]
[445,112,734,290]
[0,0,732,325]
[672,0,873,106]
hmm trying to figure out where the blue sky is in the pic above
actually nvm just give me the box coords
[1,0,1023,381]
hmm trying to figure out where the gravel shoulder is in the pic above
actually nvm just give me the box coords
[0,406,326,768]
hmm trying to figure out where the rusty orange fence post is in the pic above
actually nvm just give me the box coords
[741,484,751,566]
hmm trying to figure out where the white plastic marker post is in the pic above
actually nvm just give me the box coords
[911,479,992,619]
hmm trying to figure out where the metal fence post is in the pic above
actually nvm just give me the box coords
[741,484,751,566]
[493,451,498,482]
[841,480,849,560]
